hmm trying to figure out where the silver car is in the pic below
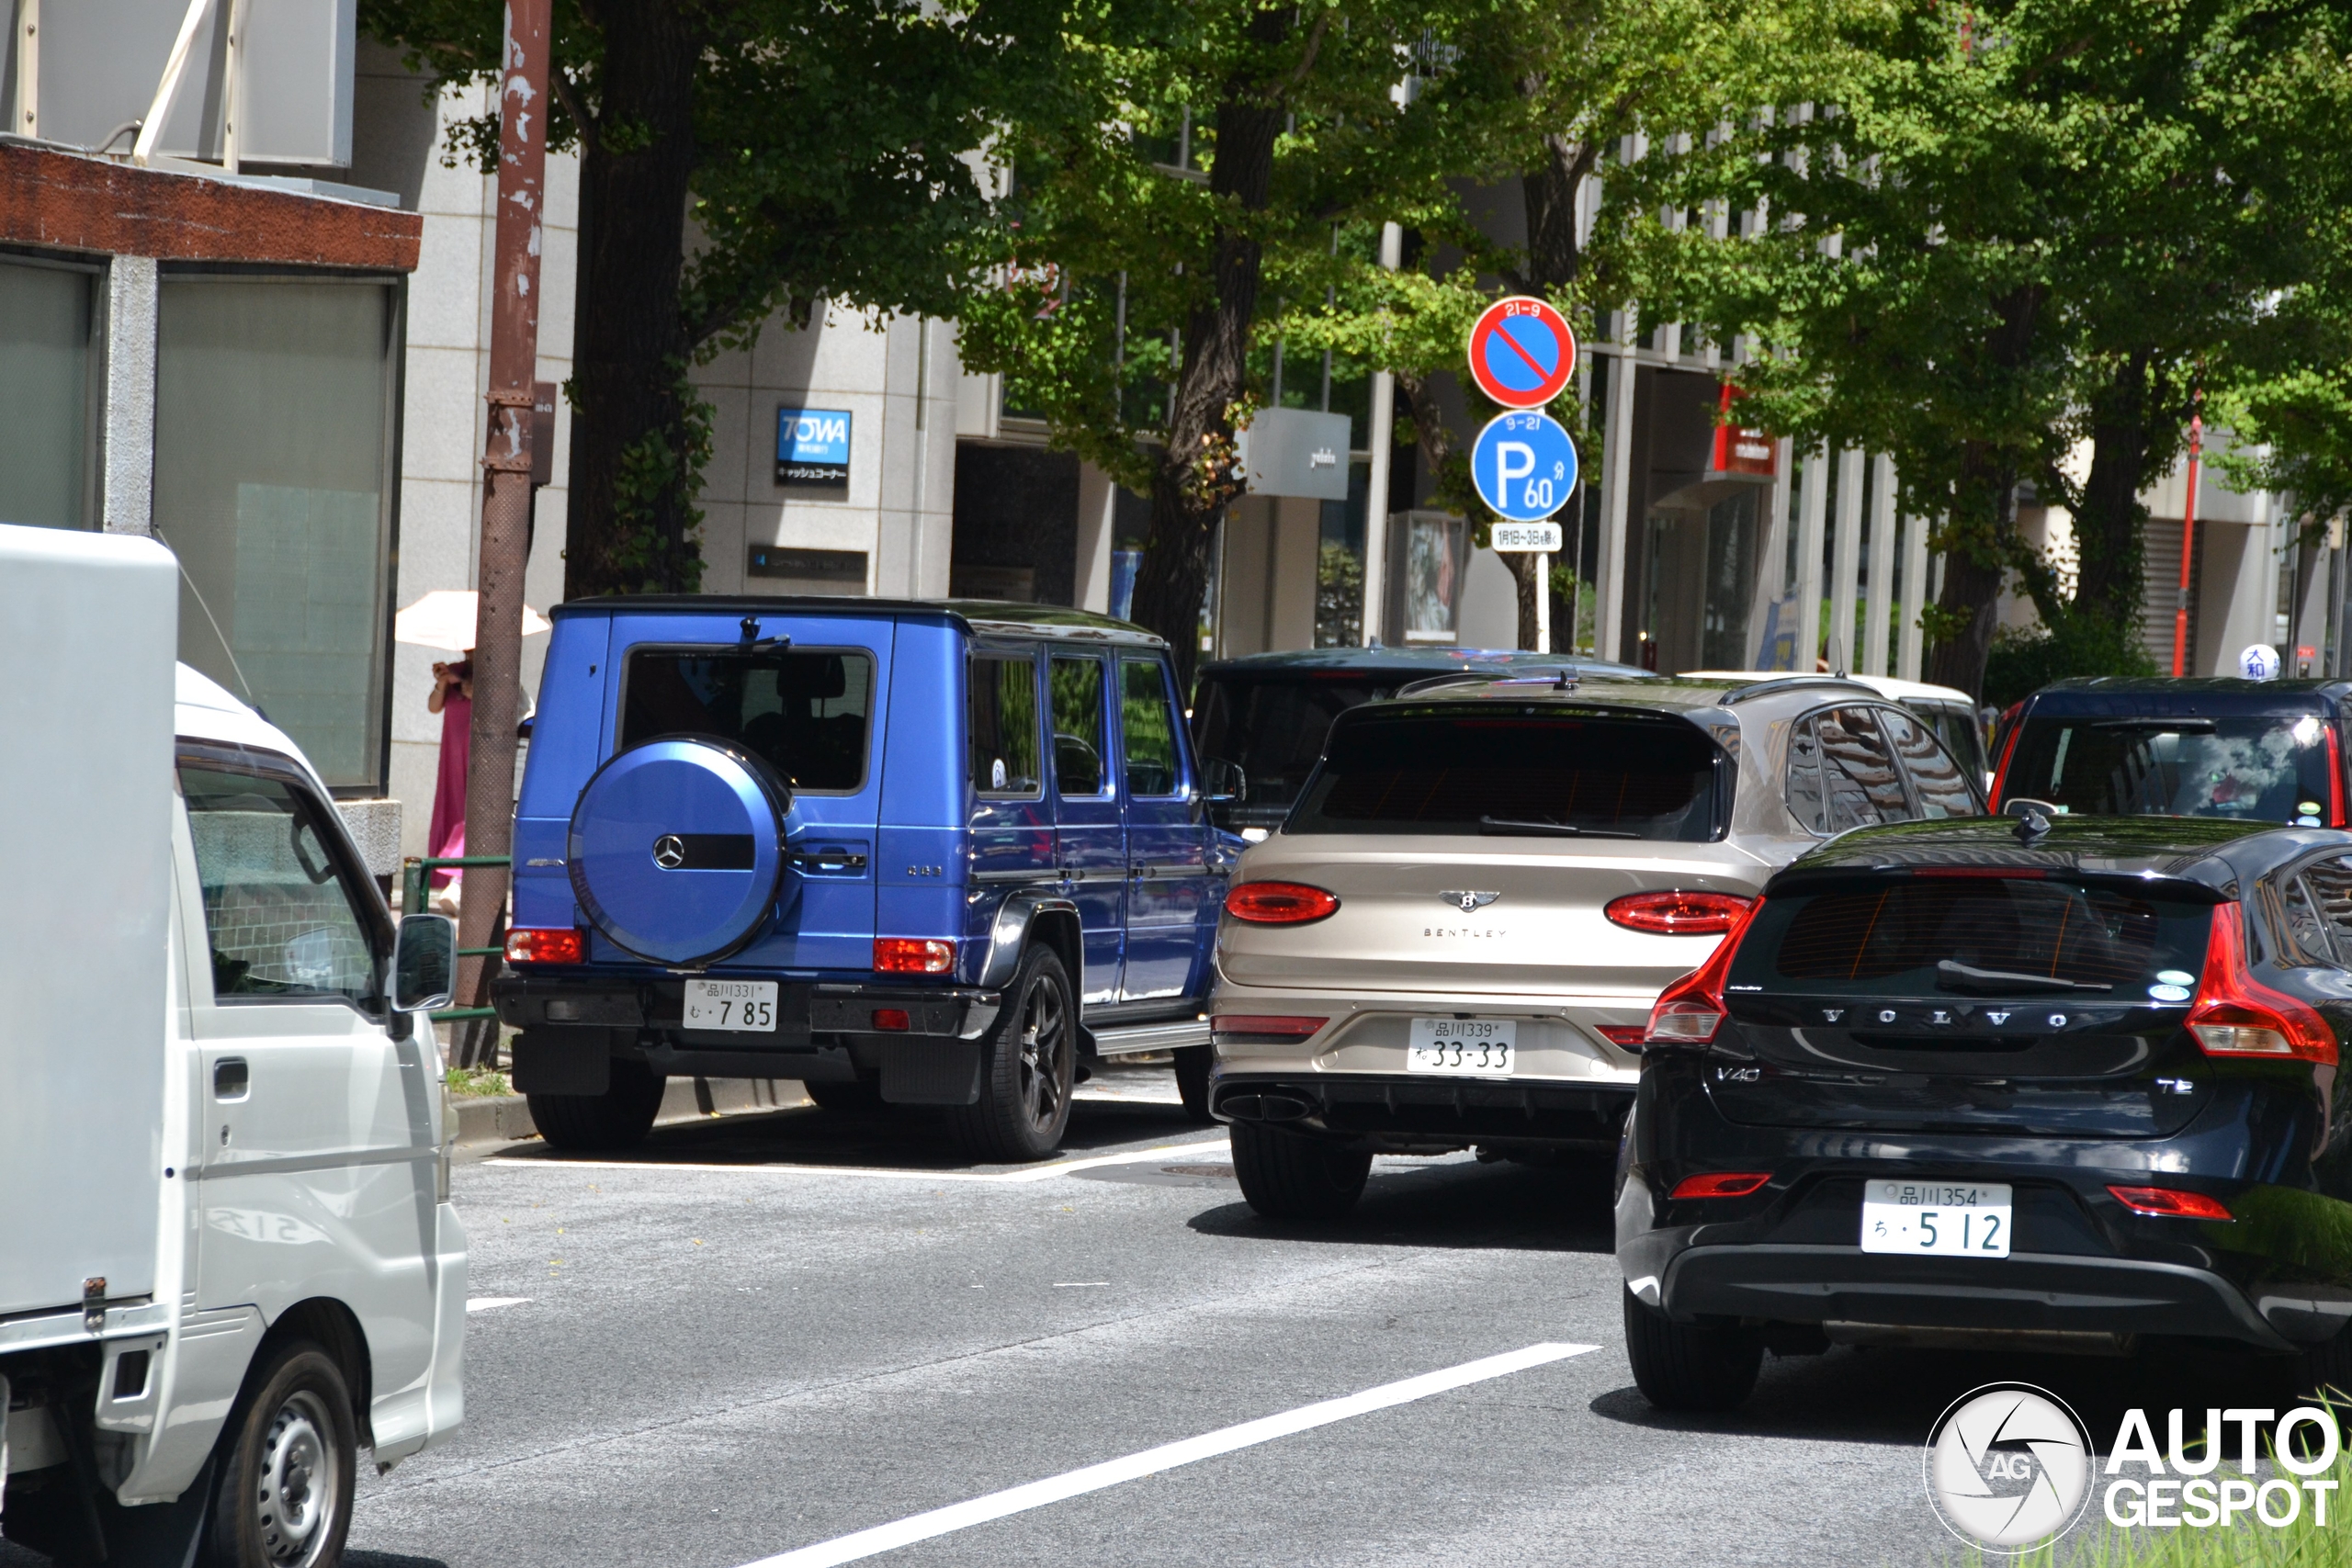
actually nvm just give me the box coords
[1206,672,1985,1218]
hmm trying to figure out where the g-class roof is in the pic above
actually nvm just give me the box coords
[548,595,1166,648]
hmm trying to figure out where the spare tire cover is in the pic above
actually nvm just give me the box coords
[568,738,790,965]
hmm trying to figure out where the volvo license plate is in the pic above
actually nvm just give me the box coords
[1860,1179,2012,1258]
[1406,1018,1515,1077]
[684,979,778,1032]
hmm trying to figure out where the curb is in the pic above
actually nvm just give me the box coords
[452,1076,809,1152]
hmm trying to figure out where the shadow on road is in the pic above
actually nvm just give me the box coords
[489,1062,1212,1175]
[1184,1155,1619,1256]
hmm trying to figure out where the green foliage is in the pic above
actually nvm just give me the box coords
[1982,619,2156,711]
[1316,539,1363,647]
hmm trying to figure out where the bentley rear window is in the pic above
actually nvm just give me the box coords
[621,647,873,793]
[1287,711,1723,840]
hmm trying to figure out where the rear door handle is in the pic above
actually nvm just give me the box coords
[213,1057,249,1100]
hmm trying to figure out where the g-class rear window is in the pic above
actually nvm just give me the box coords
[1287,709,1724,840]
[621,647,874,793]
[1730,877,2214,999]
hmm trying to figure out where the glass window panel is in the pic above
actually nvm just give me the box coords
[0,259,93,528]
[2301,856,2352,962]
[1050,655,1106,795]
[1119,658,1181,796]
[1784,716,1826,834]
[968,655,1041,797]
[154,279,395,790]
[182,765,379,1007]
[1819,706,1910,830]
[620,647,872,792]
[1881,705,1979,819]
[2280,872,2335,964]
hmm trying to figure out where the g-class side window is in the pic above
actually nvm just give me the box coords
[969,651,1043,797]
[621,647,874,793]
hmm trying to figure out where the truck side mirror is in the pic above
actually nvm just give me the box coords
[391,914,458,1013]
[1203,757,1246,805]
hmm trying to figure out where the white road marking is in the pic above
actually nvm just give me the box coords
[1050,1281,1107,1289]
[466,1297,532,1313]
[482,1137,1228,1184]
[734,1341,1596,1568]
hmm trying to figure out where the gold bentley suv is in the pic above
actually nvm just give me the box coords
[1206,672,1985,1218]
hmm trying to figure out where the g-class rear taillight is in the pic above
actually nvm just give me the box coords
[505,928,584,964]
[1643,898,1765,1045]
[2186,903,2336,1064]
[1605,890,1753,935]
[1224,883,1340,924]
[874,939,956,975]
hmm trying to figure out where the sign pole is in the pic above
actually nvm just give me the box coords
[456,0,551,1062]
[1533,551,1550,652]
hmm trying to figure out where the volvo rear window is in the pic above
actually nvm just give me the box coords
[621,647,873,793]
[1287,710,1724,840]
[2007,714,2336,824]
[1730,878,2214,999]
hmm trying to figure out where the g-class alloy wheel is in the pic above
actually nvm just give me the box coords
[949,945,1074,1162]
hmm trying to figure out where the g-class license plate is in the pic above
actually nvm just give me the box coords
[1406,1018,1515,1077]
[684,979,778,1032]
[1860,1180,2012,1258]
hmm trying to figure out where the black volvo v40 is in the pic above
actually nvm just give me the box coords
[1617,812,2352,1410]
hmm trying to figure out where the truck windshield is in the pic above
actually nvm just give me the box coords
[2007,714,2335,824]
[1193,674,1387,814]
[622,647,874,792]
[1287,710,1723,840]
[1730,877,2214,1000]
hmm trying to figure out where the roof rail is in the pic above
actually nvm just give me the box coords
[1720,675,1880,705]
[1391,665,1582,698]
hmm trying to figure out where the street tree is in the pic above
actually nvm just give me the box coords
[361,0,1067,597]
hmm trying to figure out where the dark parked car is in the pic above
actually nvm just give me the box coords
[1992,677,2351,826]
[1618,811,2352,1410]
[492,598,1233,1158]
[1193,648,1650,835]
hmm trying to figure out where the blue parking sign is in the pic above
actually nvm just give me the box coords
[1471,410,1577,522]
[776,408,851,487]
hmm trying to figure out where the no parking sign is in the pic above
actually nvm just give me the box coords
[1466,297,1577,409]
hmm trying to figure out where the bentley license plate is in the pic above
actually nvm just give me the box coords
[1406,1018,1515,1077]
[684,979,778,1032]
[1860,1179,2011,1258]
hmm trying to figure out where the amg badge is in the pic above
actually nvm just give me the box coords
[1438,889,1500,912]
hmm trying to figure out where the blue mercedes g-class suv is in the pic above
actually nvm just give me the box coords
[492,598,1233,1159]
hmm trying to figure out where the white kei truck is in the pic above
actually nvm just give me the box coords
[0,525,468,1568]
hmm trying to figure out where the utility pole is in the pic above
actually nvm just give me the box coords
[457,0,550,1046]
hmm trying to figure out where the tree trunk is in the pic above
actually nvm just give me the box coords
[1128,21,1289,694]
[2071,352,2157,631]
[562,1,707,599]
[1518,125,1597,294]
[1925,444,2019,695]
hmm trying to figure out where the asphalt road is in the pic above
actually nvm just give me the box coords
[10,1065,2294,1568]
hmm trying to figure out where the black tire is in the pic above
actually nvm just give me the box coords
[804,1078,887,1115]
[1172,1045,1214,1123]
[947,946,1076,1162]
[1622,1284,1762,1412]
[528,1059,666,1152]
[1230,1122,1372,1220]
[207,1342,356,1568]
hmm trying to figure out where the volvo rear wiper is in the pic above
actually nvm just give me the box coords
[1477,815,1638,840]
[1935,960,2113,995]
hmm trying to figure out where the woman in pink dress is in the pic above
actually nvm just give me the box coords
[425,657,472,908]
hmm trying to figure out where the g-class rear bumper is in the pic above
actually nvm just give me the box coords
[1210,1071,1634,1152]
[493,974,1003,1105]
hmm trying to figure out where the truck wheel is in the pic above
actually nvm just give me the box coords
[947,945,1074,1162]
[528,1060,665,1152]
[1622,1284,1762,1412]
[804,1079,885,1115]
[1172,1046,1214,1123]
[1230,1122,1371,1220]
[207,1342,356,1568]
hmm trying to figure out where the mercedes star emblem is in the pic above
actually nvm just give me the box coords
[1438,889,1500,912]
[652,834,687,869]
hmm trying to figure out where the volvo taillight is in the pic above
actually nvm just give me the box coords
[2186,903,2336,1065]
[1643,898,1764,1044]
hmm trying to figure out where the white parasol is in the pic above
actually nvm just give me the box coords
[393,589,553,653]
